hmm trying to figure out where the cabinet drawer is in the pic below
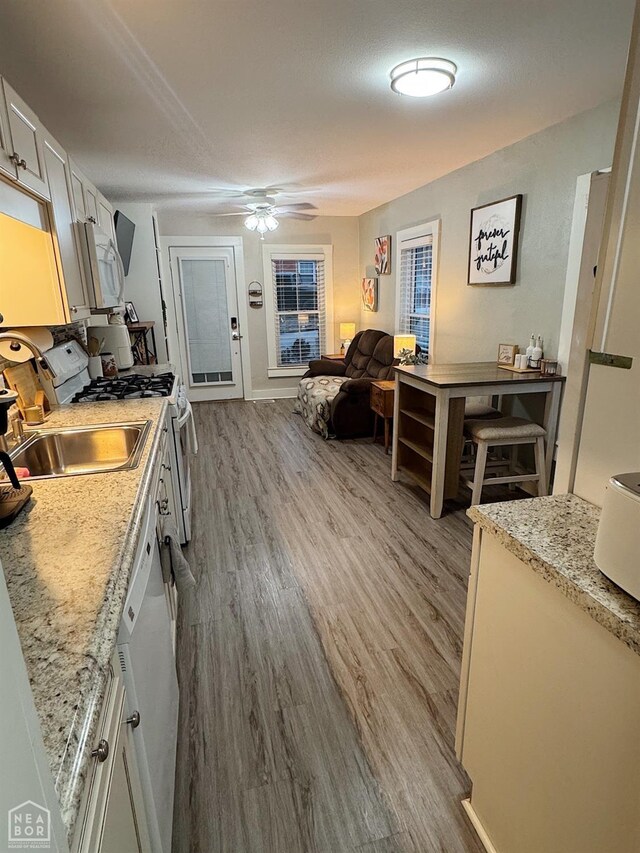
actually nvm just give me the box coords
[370,384,394,417]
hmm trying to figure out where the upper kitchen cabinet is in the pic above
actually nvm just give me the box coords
[70,160,115,239]
[98,194,116,242]
[0,79,50,200]
[43,133,91,319]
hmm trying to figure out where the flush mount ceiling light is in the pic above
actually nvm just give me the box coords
[390,57,457,97]
[244,204,279,239]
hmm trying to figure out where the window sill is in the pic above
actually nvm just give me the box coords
[268,366,308,379]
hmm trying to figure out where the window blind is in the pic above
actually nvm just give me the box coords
[398,237,433,355]
[271,256,326,366]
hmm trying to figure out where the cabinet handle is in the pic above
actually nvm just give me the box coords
[9,151,26,169]
[126,710,141,729]
[161,463,171,472]
[87,216,97,224]
[70,306,78,314]
[91,738,110,763]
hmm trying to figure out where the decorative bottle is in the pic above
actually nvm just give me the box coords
[531,336,543,369]
[526,335,535,367]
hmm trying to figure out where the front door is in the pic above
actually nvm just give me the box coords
[169,246,244,401]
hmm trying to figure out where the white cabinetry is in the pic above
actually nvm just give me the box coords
[0,79,50,200]
[43,133,91,320]
[456,528,640,853]
[69,159,114,238]
[72,652,151,853]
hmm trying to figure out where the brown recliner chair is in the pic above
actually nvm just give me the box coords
[300,329,396,438]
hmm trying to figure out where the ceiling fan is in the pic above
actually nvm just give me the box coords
[210,188,317,237]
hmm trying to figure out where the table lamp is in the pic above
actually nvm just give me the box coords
[393,334,417,358]
[339,322,356,354]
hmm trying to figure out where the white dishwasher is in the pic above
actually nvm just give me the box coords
[117,485,179,853]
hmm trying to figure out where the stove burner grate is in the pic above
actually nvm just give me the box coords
[71,372,175,403]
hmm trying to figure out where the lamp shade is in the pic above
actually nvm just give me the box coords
[393,334,417,358]
[339,322,356,340]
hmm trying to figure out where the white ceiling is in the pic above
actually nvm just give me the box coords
[0,0,634,215]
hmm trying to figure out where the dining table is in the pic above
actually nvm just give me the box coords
[391,361,565,519]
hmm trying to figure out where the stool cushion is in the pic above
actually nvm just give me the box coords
[465,416,546,441]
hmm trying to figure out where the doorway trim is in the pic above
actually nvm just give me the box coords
[160,235,252,400]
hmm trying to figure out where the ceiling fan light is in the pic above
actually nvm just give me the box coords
[244,214,259,230]
[390,57,456,97]
[264,215,279,231]
[255,218,269,234]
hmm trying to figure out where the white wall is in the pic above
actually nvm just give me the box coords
[157,213,360,395]
[358,100,620,364]
[114,202,169,362]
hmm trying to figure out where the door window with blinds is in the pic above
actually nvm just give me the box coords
[263,245,334,378]
[395,220,440,358]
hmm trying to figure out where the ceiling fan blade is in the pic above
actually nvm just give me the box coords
[280,212,317,221]
[276,202,317,213]
[213,211,246,217]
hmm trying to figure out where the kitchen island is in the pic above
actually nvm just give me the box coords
[456,493,640,853]
[0,398,168,839]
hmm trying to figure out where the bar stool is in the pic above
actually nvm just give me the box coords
[463,416,547,505]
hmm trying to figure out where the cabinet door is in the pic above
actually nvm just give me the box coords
[98,194,116,243]
[0,81,17,180]
[84,183,99,225]
[43,134,91,320]
[1,80,50,200]
[101,708,152,853]
[69,162,87,221]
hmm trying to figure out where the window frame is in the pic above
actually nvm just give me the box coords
[394,219,441,361]
[262,244,334,378]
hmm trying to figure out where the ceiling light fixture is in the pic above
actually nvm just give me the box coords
[390,57,457,97]
[244,206,280,239]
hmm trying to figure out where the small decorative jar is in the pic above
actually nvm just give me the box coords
[540,359,558,377]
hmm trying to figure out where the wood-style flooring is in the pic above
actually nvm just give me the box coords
[173,399,489,853]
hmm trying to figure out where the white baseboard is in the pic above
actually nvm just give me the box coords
[461,799,499,853]
[248,387,298,401]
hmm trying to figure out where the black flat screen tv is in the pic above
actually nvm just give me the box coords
[114,210,136,276]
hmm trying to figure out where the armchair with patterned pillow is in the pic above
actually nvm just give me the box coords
[294,329,397,438]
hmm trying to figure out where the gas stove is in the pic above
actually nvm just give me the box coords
[71,373,175,403]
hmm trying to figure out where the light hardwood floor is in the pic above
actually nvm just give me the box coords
[173,399,488,853]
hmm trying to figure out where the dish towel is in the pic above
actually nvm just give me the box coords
[160,518,196,593]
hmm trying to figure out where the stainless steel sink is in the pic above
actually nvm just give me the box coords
[8,421,152,480]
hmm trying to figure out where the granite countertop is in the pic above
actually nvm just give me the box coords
[468,494,640,657]
[0,398,168,837]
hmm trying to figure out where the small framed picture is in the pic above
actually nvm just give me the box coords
[497,343,518,365]
[361,278,378,312]
[124,301,139,323]
[374,235,391,275]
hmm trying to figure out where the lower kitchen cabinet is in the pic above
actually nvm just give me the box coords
[456,527,640,853]
[72,652,151,853]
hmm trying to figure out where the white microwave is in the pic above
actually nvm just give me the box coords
[79,221,125,310]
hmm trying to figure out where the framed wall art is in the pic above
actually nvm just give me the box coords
[374,235,391,275]
[361,277,378,312]
[497,343,518,366]
[468,194,522,285]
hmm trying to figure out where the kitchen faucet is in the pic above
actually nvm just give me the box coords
[0,331,55,453]
[0,330,56,379]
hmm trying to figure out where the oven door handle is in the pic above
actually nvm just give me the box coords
[176,397,198,454]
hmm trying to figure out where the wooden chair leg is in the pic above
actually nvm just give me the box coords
[372,413,378,444]
[471,440,488,505]
[535,436,548,496]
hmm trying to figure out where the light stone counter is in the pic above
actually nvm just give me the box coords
[0,398,167,838]
[468,493,640,657]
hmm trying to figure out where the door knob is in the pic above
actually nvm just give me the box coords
[232,332,243,340]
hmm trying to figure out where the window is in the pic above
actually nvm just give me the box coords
[263,245,334,378]
[395,219,440,358]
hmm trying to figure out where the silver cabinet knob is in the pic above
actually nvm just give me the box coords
[126,710,141,729]
[91,738,109,763]
[9,152,26,169]
[87,216,97,224]
[71,306,78,314]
